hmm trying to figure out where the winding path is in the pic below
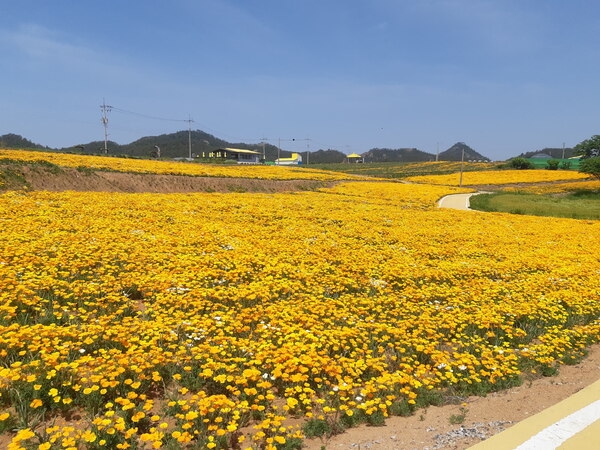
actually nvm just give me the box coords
[438,192,481,210]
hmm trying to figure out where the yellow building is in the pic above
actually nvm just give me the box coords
[347,152,363,163]
[275,152,303,165]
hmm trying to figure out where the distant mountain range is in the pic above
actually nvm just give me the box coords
[362,142,490,163]
[0,132,570,164]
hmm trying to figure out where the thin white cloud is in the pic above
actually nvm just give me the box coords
[1,23,96,66]
[0,23,178,95]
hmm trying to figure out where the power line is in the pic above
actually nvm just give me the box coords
[103,102,273,147]
[100,101,194,155]
[110,106,190,123]
[99,102,319,160]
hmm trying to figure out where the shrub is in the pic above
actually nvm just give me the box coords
[545,159,560,170]
[302,418,332,438]
[509,157,534,169]
[559,161,571,170]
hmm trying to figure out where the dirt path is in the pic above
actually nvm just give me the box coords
[303,344,600,450]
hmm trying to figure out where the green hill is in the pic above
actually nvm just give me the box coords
[0,133,49,150]
[438,142,490,162]
[362,147,435,162]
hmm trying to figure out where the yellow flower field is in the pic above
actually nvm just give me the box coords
[407,169,590,186]
[0,149,366,182]
[332,161,497,178]
[0,170,599,448]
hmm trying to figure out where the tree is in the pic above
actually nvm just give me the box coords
[508,157,534,169]
[309,149,346,163]
[574,135,600,158]
[579,157,600,180]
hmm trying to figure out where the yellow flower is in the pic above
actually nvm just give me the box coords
[81,430,97,443]
[286,397,299,409]
[132,411,146,423]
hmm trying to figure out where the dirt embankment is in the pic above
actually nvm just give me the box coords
[0,165,334,193]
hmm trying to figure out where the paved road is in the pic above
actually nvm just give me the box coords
[438,193,478,210]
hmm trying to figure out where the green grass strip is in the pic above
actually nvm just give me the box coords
[470,191,600,220]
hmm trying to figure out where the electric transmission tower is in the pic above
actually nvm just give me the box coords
[100,99,112,154]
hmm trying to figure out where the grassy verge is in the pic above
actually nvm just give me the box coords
[470,190,600,220]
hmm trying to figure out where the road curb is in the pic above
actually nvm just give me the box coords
[469,378,600,449]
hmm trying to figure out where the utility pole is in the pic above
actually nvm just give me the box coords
[289,138,312,164]
[187,115,194,159]
[562,142,566,160]
[277,137,310,164]
[100,99,112,154]
[260,137,268,162]
[459,146,465,187]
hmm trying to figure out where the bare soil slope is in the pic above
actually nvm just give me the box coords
[1,165,332,193]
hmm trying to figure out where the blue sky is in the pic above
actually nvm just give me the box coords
[2,1,599,160]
